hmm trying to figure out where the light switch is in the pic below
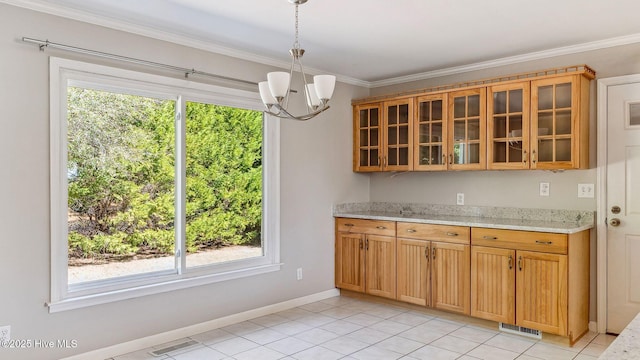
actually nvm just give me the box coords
[540,182,550,197]
[578,183,595,198]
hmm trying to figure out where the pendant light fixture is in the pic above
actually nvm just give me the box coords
[258,0,336,121]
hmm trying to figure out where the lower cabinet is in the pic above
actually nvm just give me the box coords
[335,218,396,299]
[334,217,590,344]
[396,223,470,315]
[471,227,589,343]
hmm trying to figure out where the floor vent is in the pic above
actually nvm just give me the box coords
[499,323,542,340]
[149,340,198,357]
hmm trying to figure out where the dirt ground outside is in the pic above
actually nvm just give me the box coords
[68,245,262,284]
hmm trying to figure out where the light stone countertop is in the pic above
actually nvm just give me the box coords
[598,312,640,359]
[333,202,595,234]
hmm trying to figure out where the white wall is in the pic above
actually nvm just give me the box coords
[0,4,369,359]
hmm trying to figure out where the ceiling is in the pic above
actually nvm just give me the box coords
[7,0,640,86]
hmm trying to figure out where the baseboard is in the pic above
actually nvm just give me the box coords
[60,288,340,360]
[589,321,598,333]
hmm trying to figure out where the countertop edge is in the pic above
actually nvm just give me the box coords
[334,212,593,234]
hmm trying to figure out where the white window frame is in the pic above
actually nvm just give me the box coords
[49,57,281,312]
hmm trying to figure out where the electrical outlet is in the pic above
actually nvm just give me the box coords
[0,326,10,341]
[456,193,464,205]
[296,268,303,280]
[578,183,595,198]
[539,182,550,197]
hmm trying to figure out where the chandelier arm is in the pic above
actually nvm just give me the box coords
[296,56,314,114]
[272,104,330,121]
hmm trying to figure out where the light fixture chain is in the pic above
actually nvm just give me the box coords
[293,3,300,50]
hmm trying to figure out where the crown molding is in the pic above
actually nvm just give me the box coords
[370,33,640,88]
[4,0,640,90]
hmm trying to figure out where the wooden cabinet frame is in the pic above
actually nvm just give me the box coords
[352,65,594,173]
[335,219,396,299]
[335,217,591,344]
[470,227,590,344]
[487,82,531,170]
[396,223,471,315]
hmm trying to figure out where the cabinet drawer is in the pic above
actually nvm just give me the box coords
[397,222,470,244]
[336,218,396,236]
[471,228,567,254]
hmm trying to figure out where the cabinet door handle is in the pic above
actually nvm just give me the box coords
[406,229,417,233]
[446,232,458,237]
[365,239,369,251]
[425,247,430,262]
[378,156,381,167]
[523,150,528,165]
[532,150,537,164]
[482,236,498,240]
[359,239,363,249]
[376,226,387,230]
[508,255,513,270]
[449,154,453,165]
[432,247,436,260]
[442,154,446,165]
[383,156,387,167]
[518,256,523,271]
[535,240,553,245]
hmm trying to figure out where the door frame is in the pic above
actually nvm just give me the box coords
[596,74,640,333]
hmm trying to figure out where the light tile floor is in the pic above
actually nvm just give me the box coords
[110,296,616,360]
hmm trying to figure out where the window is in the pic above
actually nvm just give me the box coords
[49,58,280,312]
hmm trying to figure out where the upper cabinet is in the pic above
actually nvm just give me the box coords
[384,99,414,171]
[353,99,414,172]
[531,75,590,169]
[487,82,531,170]
[449,88,486,170]
[353,103,382,172]
[352,65,595,172]
[414,94,448,171]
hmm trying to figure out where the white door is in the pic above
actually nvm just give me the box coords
[606,80,640,333]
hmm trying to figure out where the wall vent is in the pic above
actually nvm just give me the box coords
[499,323,542,340]
[149,340,198,357]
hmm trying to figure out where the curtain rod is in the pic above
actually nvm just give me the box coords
[21,37,259,87]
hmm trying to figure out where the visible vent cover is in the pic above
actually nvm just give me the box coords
[499,323,542,340]
[149,340,198,357]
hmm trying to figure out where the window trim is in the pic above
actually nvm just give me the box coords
[49,57,280,312]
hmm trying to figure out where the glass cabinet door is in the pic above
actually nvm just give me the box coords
[531,76,577,168]
[354,103,382,172]
[487,82,530,169]
[384,99,413,171]
[448,88,486,170]
[414,94,447,171]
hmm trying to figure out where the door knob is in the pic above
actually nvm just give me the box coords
[610,218,621,227]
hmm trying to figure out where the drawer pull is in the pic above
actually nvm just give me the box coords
[482,236,498,240]
[535,240,553,245]
[446,232,459,237]
[376,226,387,230]
[406,229,417,233]
[344,223,354,227]
[518,256,523,271]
